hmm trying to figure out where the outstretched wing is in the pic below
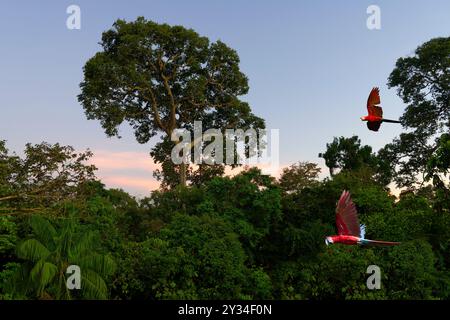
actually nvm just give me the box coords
[367,121,382,131]
[335,190,361,237]
[367,87,380,107]
[367,87,383,117]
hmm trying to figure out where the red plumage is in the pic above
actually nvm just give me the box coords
[325,191,401,247]
[361,87,400,131]
[335,190,360,237]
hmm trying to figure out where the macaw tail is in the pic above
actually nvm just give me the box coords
[382,119,401,123]
[361,239,401,246]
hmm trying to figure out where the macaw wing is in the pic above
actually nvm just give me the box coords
[368,105,383,117]
[367,87,381,108]
[367,121,382,131]
[335,190,360,237]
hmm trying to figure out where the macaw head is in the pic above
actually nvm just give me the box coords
[325,236,334,246]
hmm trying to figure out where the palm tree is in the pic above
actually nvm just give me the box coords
[11,215,115,299]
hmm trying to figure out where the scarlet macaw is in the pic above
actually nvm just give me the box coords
[325,190,400,246]
[361,87,400,131]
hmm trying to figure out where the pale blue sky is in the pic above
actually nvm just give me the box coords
[1,1,449,195]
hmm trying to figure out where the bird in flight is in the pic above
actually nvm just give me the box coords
[361,87,401,131]
[325,190,401,246]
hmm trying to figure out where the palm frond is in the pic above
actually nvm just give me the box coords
[17,239,51,262]
[58,221,76,258]
[57,272,72,300]
[29,215,57,249]
[29,259,57,295]
[80,269,109,300]
[78,253,116,276]
[72,231,99,257]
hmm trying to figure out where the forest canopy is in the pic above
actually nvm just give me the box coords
[0,21,449,300]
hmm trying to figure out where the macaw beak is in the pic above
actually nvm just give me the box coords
[360,116,365,121]
[325,237,333,246]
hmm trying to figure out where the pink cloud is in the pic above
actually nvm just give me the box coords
[101,175,160,194]
[88,150,161,196]
[88,149,331,197]
[90,150,160,172]
[223,163,287,179]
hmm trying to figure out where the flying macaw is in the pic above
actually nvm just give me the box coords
[325,190,401,246]
[361,87,401,131]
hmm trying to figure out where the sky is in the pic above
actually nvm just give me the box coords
[0,0,449,196]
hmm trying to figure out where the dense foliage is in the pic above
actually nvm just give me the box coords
[0,27,448,300]
[0,145,449,300]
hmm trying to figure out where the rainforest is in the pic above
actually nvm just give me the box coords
[0,5,449,301]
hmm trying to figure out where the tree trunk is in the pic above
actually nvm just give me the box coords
[170,128,188,187]
[180,162,187,186]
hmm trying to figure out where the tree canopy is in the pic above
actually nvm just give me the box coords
[1,33,449,301]
[78,18,264,186]
[381,37,450,188]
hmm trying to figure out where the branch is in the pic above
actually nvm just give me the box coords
[0,195,20,202]
[147,87,167,133]
[0,187,48,202]
[161,73,178,132]
[125,85,167,133]
[0,207,45,216]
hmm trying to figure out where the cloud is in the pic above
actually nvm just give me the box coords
[90,150,160,173]
[100,175,161,196]
[89,150,161,196]
[224,163,287,179]
[88,150,332,197]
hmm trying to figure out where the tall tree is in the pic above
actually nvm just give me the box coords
[319,136,376,176]
[381,37,450,188]
[78,18,264,186]
[319,136,391,185]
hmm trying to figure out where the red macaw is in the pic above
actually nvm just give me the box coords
[325,190,400,246]
[361,87,401,131]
